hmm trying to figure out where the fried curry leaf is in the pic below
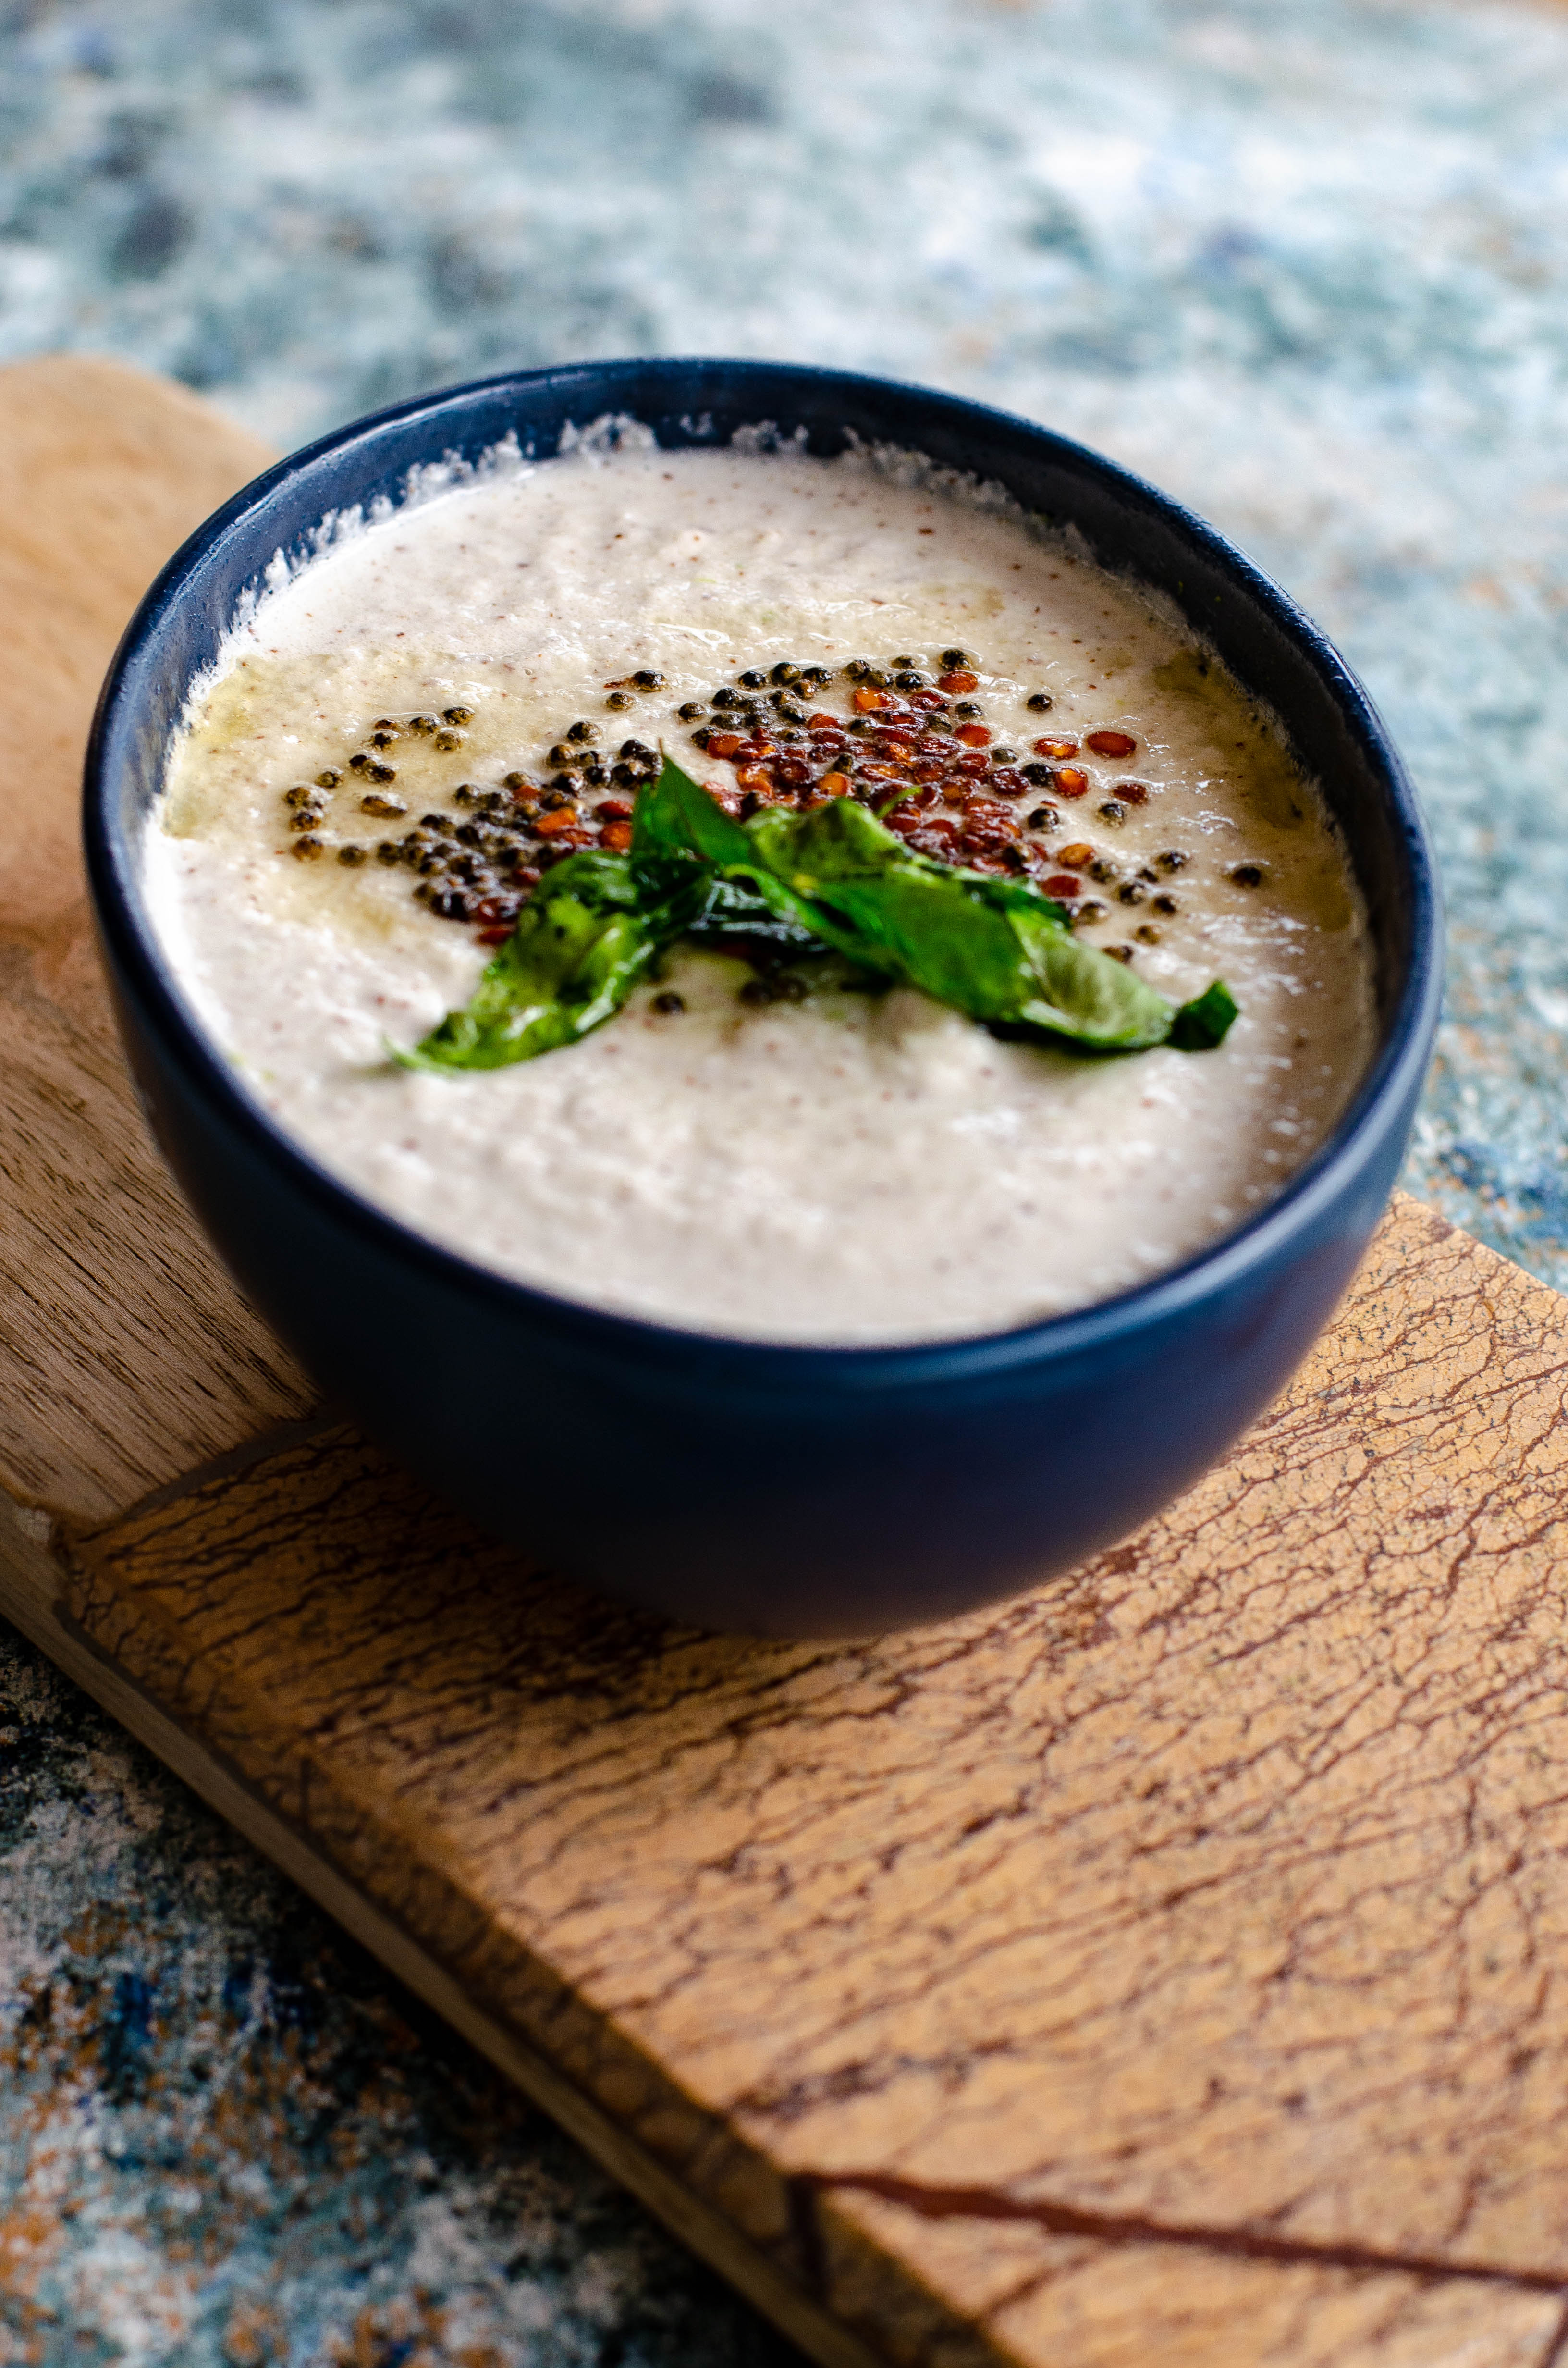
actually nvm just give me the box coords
[621,757,823,954]
[1168,977,1240,1051]
[403,759,1239,1071]
[741,796,1179,1050]
[681,873,827,957]
[399,850,702,1072]
[631,752,755,872]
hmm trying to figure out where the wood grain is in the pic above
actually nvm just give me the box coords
[0,355,312,1524]
[6,356,1568,2368]
[0,354,274,942]
[30,1195,1568,2368]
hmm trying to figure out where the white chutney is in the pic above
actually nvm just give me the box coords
[144,427,1377,1344]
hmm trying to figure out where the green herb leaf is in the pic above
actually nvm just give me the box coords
[399,850,703,1072]
[682,873,827,957]
[738,797,1175,1049]
[1168,978,1240,1051]
[633,758,833,948]
[631,754,755,872]
[402,757,1241,1073]
[623,758,822,952]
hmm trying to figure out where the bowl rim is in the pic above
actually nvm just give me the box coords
[84,355,1443,1387]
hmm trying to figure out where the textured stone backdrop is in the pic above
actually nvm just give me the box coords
[1,1,1566,2358]
[0,1627,801,2364]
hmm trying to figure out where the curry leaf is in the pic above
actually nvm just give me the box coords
[402,759,1239,1072]
[398,850,702,1072]
[631,753,755,872]
[682,873,827,956]
[1168,978,1240,1051]
[739,796,1176,1049]
[629,760,825,950]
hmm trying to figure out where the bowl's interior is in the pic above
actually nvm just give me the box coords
[91,358,1437,1350]
[104,359,1428,1033]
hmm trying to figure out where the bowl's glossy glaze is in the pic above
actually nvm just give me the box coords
[84,360,1441,1636]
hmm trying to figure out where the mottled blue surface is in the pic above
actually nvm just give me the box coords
[3,0,1568,2352]
[0,1626,800,2363]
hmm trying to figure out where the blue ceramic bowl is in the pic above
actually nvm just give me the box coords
[85,359,1441,1636]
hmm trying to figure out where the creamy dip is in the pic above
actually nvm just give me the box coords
[145,422,1376,1344]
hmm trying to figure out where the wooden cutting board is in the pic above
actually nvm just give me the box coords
[6,353,1568,2368]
